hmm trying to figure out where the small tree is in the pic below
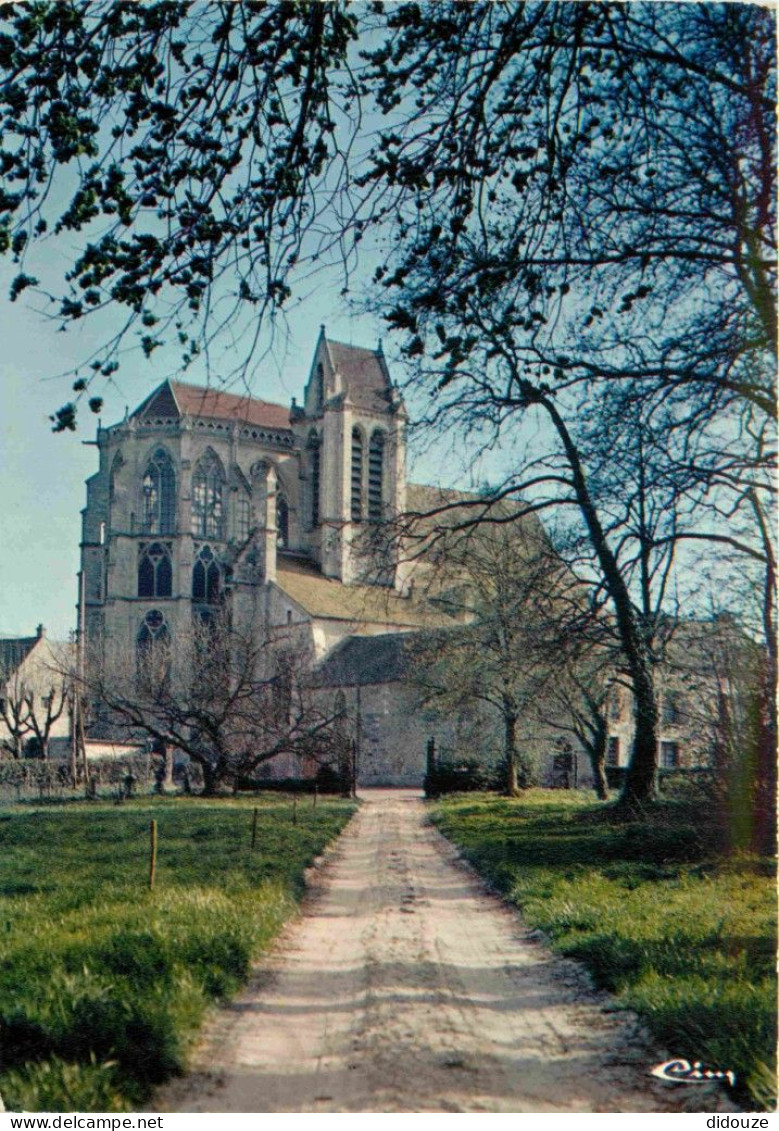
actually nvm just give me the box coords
[536,658,614,802]
[0,649,69,760]
[23,683,68,760]
[0,666,33,759]
[81,607,336,795]
[407,520,572,795]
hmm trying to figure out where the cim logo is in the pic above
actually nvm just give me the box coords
[651,1058,736,1088]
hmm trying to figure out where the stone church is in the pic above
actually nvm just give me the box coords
[79,329,463,785]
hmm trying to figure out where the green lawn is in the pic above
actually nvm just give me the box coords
[431,790,776,1111]
[0,794,355,1112]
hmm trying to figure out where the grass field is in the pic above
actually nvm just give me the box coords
[0,794,355,1112]
[431,791,777,1111]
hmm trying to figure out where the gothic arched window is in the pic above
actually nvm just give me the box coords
[136,609,170,694]
[191,450,224,539]
[141,449,175,534]
[308,431,320,527]
[277,495,289,549]
[192,545,221,605]
[138,542,172,598]
[368,430,385,521]
[351,428,363,522]
[235,494,251,542]
[315,362,325,410]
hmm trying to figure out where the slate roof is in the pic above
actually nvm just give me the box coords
[274,556,454,628]
[312,632,412,687]
[0,636,38,674]
[132,379,292,431]
[325,337,394,414]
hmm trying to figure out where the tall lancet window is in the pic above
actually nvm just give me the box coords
[191,450,224,539]
[308,431,321,527]
[192,545,221,605]
[315,362,325,411]
[368,430,385,521]
[235,494,252,543]
[277,496,290,549]
[138,542,172,598]
[351,428,363,522]
[141,449,175,534]
[136,610,171,694]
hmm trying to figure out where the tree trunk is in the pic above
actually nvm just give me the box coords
[752,662,777,855]
[589,725,609,801]
[504,711,521,796]
[163,743,174,791]
[540,395,660,806]
[201,758,220,797]
[155,741,174,793]
[619,663,659,810]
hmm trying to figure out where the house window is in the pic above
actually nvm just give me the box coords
[662,692,681,725]
[606,737,620,766]
[351,428,363,522]
[308,431,320,527]
[368,430,385,521]
[660,741,680,769]
[191,450,224,539]
[136,610,170,693]
[235,494,251,542]
[277,495,289,548]
[141,449,175,534]
[138,542,172,599]
[192,545,221,605]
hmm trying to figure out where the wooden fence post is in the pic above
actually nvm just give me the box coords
[251,806,259,850]
[149,819,158,890]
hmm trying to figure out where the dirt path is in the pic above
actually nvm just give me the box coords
[162,790,731,1113]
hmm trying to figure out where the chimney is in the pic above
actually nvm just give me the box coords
[36,624,46,639]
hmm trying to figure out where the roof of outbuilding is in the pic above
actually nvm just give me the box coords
[132,379,292,431]
[0,636,38,673]
[312,632,413,687]
[274,555,455,628]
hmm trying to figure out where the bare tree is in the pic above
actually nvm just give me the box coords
[406,520,576,795]
[22,682,68,760]
[0,649,69,760]
[79,607,337,794]
[534,651,614,802]
[0,666,33,759]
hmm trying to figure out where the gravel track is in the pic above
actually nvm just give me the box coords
[161,789,732,1113]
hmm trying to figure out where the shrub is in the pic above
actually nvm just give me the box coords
[425,758,503,797]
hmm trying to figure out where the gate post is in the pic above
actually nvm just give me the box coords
[425,736,437,797]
